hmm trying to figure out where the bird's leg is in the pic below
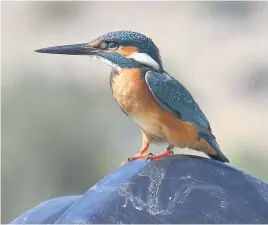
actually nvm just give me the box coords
[128,143,149,160]
[147,144,174,161]
[121,131,150,165]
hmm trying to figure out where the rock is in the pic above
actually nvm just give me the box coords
[11,155,268,224]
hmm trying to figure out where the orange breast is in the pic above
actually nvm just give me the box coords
[111,68,199,146]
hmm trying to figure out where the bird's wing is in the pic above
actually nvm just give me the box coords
[145,71,212,135]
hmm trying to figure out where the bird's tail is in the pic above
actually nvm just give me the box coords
[199,133,229,163]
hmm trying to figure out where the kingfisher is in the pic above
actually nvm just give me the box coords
[35,30,229,164]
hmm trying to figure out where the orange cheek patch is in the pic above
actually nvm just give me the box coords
[89,41,101,48]
[117,46,139,57]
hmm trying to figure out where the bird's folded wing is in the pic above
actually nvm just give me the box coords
[145,71,212,135]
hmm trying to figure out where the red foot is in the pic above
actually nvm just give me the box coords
[121,144,149,165]
[121,152,150,165]
[147,149,174,160]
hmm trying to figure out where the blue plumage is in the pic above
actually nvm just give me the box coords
[35,30,229,163]
[145,71,211,133]
[93,31,163,70]
[199,133,229,162]
[97,52,141,69]
[145,71,229,163]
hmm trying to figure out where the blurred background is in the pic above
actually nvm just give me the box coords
[2,1,268,223]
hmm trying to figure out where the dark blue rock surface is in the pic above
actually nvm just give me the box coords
[11,155,268,224]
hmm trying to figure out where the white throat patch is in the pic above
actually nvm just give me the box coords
[130,52,160,71]
[90,55,120,70]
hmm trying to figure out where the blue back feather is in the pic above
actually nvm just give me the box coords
[145,71,211,134]
[145,71,229,163]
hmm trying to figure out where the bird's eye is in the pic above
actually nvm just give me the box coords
[100,42,108,49]
[108,42,118,50]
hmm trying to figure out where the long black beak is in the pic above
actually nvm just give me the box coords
[35,43,99,55]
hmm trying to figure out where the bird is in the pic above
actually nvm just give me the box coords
[35,30,229,164]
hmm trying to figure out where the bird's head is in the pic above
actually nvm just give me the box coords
[36,30,163,72]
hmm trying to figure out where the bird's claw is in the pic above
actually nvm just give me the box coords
[146,153,154,161]
[122,153,150,165]
[146,150,174,161]
[121,158,132,165]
